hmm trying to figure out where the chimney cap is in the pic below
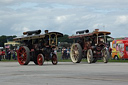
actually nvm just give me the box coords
[44,30,49,33]
[95,29,99,32]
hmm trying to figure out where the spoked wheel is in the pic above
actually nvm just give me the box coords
[52,54,58,65]
[37,54,44,66]
[87,49,93,64]
[92,57,98,63]
[17,46,30,65]
[102,48,110,63]
[70,43,82,63]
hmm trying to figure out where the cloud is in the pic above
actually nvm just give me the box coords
[0,0,14,3]
[115,15,128,25]
[56,16,67,23]
[0,0,128,38]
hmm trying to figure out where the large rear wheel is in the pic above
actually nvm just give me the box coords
[87,49,93,64]
[17,46,30,65]
[70,43,82,63]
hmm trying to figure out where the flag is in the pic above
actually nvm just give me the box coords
[5,45,10,48]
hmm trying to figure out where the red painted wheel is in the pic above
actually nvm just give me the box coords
[37,54,44,65]
[17,46,30,65]
[52,54,58,65]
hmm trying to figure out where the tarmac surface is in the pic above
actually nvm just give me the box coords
[0,61,128,85]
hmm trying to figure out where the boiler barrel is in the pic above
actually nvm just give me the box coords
[23,30,41,35]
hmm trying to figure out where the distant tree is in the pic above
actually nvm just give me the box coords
[0,35,17,47]
[0,35,7,47]
[7,35,17,41]
[58,34,73,43]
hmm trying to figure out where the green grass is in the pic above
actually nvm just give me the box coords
[57,52,128,62]
[0,59,17,62]
[58,59,128,63]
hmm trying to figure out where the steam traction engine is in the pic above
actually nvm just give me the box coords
[69,29,111,63]
[14,30,63,65]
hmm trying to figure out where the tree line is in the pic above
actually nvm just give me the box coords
[0,35,17,47]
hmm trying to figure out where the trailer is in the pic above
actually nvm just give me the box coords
[112,39,128,60]
[14,30,63,65]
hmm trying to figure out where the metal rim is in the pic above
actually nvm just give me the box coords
[103,49,109,63]
[52,54,58,65]
[17,46,30,65]
[92,57,97,63]
[37,54,44,65]
[70,43,82,63]
[87,49,93,64]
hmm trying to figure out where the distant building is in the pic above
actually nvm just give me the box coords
[4,41,20,50]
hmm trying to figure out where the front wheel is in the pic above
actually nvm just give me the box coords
[102,48,110,63]
[70,43,82,63]
[37,54,44,65]
[52,54,58,65]
[87,49,93,64]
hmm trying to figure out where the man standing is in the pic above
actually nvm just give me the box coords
[8,50,11,60]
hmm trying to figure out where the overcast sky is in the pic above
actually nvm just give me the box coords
[0,0,128,38]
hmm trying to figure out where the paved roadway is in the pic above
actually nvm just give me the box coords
[0,61,128,85]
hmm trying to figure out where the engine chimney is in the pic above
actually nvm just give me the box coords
[44,30,49,34]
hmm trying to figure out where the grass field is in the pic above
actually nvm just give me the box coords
[57,52,128,62]
[0,52,128,62]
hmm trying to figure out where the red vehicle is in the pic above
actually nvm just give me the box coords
[112,39,128,60]
[69,29,111,64]
[14,30,63,65]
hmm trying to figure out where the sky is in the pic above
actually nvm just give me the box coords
[0,0,128,38]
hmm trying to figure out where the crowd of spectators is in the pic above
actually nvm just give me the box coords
[0,47,71,61]
[61,47,70,60]
[0,49,17,61]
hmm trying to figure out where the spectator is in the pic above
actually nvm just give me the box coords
[1,50,5,60]
[5,50,8,59]
[61,47,64,59]
[13,50,17,60]
[15,51,17,60]
[62,47,67,59]
[8,50,11,60]
[67,47,70,59]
